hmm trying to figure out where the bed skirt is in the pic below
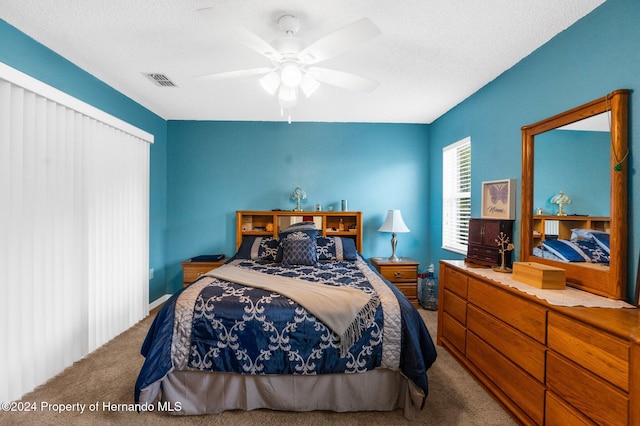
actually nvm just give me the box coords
[144,369,424,420]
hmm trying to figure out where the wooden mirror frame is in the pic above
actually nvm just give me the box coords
[521,89,629,300]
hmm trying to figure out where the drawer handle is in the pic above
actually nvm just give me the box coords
[394,272,404,278]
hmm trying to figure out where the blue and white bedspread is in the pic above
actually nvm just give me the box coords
[135,255,437,406]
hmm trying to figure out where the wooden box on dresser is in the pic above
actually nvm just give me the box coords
[437,260,640,426]
[466,218,514,267]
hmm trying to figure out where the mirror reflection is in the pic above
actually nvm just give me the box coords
[520,90,629,300]
[533,112,610,217]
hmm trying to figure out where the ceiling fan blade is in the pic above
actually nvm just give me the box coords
[235,26,283,61]
[299,18,381,64]
[308,67,379,92]
[195,67,273,81]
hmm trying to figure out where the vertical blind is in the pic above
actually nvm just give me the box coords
[0,63,153,402]
[442,137,471,254]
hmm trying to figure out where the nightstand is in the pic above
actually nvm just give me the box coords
[370,257,419,308]
[181,257,226,288]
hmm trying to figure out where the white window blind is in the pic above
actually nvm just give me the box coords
[0,62,153,402]
[442,137,471,254]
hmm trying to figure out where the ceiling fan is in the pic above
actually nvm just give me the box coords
[197,14,381,121]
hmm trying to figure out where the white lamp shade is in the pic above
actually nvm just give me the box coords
[278,85,298,109]
[259,71,281,96]
[378,210,410,233]
[300,74,320,98]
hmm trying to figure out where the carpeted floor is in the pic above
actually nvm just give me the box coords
[1,308,516,425]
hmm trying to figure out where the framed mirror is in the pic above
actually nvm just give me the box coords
[520,90,629,299]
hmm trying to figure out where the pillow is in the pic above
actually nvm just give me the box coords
[235,236,280,262]
[570,228,595,241]
[570,228,610,254]
[541,239,589,262]
[285,221,317,230]
[281,237,317,266]
[533,246,565,261]
[574,239,610,263]
[279,224,319,242]
[316,236,357,261]
[590,231,610,254]
[541,239,609,263]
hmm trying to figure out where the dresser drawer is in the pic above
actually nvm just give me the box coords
[182,260,226,286]
[467,332,545,425]
[378,265,417,283]
[442,265,468,299]
[468,278,547,343]
[467,244,498,262]
[394,282,417,299]
[443,289,467,325]
[547,351,628,426]
[467,305,545,382]
[442,312,466,354]
[545,391,594,426]
[548,312,629,392]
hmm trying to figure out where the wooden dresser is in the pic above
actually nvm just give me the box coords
[370,257,419,308]
[438,260,640,425]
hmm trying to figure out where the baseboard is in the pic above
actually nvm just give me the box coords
[149,294,171,311]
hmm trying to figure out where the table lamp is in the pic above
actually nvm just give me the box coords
[550,191,572,216]
[378,210,410,261]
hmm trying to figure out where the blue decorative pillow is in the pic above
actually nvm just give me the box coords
[281,238,317,266]
[570,228,610,254]
[533,246,564,261]
[316,236,357,261]
[279,225,319,241]
[541,239,609,263]
[236,236,280,262]
[590,231,610,254]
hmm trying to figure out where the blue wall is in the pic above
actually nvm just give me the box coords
[0,20,169,303]
[534,130,610,216]
[428,0,640,301]
[165,121,430,292]
[2,0,639,303]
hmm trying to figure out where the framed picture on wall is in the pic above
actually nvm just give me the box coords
[481,179,516,220]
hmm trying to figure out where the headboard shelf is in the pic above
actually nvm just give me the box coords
[532,215,610,244]
[236,210,363,252]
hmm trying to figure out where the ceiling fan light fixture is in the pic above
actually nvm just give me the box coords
[278,85,298,110]
[300,74,320,98]
[280,63,303,87]
[259,71,281,95]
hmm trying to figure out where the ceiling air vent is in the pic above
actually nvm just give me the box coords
[144,73,177,87]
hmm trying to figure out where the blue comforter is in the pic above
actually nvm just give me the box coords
[135,256,437,407]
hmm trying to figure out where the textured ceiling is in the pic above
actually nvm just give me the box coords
[0,0,605,123]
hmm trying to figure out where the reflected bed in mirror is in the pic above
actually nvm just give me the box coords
[521,90,629,300]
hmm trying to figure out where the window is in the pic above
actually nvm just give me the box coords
[442,137,471,254]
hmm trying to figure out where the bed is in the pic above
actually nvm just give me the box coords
[135,221,437,419]
[532,228,610,265]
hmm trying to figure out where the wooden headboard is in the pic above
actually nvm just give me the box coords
[235,210,363,252]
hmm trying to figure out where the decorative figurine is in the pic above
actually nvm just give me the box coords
[493,231,515,273]
[290,186,306,212]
